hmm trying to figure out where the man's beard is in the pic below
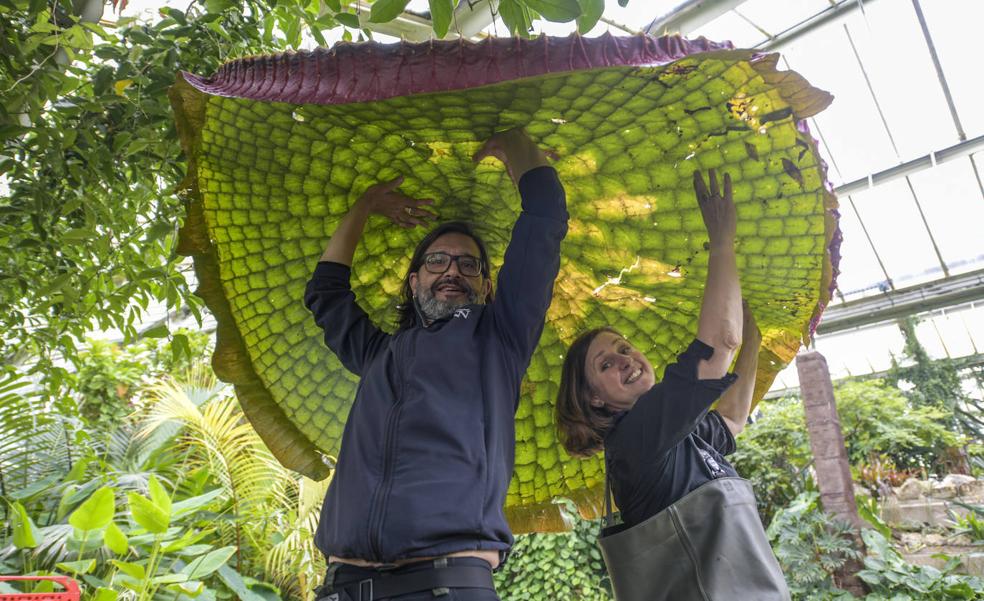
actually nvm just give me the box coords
[415,276,479,322]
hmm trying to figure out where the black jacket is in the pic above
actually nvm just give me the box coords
[304,166,568,562]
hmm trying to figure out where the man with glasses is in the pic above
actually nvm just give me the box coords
[305,128,568,601]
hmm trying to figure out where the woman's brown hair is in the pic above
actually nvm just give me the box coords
[555,326,620,458]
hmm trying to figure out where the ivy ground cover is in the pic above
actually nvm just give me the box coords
[169,34,838,531]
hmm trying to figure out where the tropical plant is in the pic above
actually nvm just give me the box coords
[494,501,610,601]
[766,492,861,601]
[858,528,984,600]
[1,0,606,379]
[733,379,966,521]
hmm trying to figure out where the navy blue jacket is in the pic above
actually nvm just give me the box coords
[304,167,568,562]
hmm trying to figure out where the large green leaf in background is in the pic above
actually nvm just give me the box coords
[169,34,838,532]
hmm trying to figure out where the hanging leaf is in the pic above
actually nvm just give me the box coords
[575,0,603,33]
[429,0,454,38]
[498,0,527,35]
[336,12,361,28]
[524,0,581,22]
[68,486,116,532]
[369,0,410,23]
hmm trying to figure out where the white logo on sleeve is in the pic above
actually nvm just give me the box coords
[453,308,471,319]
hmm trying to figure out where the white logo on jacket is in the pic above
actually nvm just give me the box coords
[453,308,471,319]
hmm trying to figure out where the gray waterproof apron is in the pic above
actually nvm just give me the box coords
[599,477,790,601]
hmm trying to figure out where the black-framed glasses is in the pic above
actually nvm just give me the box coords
[421,252,483,277]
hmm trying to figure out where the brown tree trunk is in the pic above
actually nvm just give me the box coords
[796,350,867,597]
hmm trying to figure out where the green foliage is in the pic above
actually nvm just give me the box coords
[494,502,610,601]
[766,492,861,600]
[731,393,815,523]
[835,379,963,473]
[858,529,984,600]
[733,380,965,521]
[1,0,595,382]
[889,317,984,472]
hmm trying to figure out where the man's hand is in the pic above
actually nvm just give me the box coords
[357,176,437,229]
[473,128,550,185]
[693,169,736,249]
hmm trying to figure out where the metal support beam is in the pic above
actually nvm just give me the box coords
[756,0,877,50]
[816,268,984,335]
[766,351,984,400]
[834,133,984,196]
[644,0,748,36]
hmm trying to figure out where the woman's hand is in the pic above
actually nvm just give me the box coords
[693,169,736,248]
[741,299,762,348]
[357,176,437,229]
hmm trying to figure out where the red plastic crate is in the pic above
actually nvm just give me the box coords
[0,577,80,601]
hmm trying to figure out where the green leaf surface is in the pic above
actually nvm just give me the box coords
[128,492,170,533]
[147,474,173,515]
[93,588,119,601]
[429,0,454,38]
[10,501,41,548]
[57,559,97,574]
[171,488,223,517]
[575,0,604,33]
[181,546,236,580]
[217,565,269,601]
[105,521,129,554]
[336,12,361,28]
[110,559,146,580]
[68,486,116,532]
[525,0,581,22]
[369,0,410,23]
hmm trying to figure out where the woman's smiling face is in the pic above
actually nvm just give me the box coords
[584,331,656,412]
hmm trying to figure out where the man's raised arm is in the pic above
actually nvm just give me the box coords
[305,178,436,374]
[475,129,569,359]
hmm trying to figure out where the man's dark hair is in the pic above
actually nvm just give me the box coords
[397,221,493,330]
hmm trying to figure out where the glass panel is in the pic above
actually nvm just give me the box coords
[929,310,978,359]
[838,1,960,162]
[959,304,984,356]
[778,26,898,185]
[830,195,892,300]
[849,179,944,288]
[907,158,984,275]
[919,0,984,139]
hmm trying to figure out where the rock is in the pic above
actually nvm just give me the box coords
[897,478,929,500]
[942,474,976,487]
[957,479,984,500]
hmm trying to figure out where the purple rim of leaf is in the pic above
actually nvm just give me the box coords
[180,33,734,105]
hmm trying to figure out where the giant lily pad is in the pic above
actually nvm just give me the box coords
[169,34,839,532]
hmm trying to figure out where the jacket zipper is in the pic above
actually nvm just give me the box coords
[366,330,413,560]
[367,399,402,560]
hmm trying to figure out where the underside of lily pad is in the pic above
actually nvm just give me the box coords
[169,33,839,532]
